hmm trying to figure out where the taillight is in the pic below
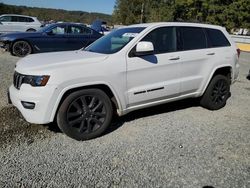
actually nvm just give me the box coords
[237,48,240,58]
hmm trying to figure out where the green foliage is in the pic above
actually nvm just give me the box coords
[113,0,250,30]
[0,3,112,24]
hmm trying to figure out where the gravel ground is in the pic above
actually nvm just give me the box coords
[0,51,249,188]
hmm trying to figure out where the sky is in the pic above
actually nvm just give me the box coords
[1,0,116,14]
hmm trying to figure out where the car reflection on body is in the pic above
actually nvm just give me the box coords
[0,22,102,57]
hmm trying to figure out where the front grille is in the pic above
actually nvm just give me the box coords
[13,71,25,90]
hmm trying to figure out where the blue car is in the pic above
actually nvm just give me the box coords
[0,22,102,57]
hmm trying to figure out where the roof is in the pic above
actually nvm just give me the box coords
[48,22,86,26]
[127,22,223,30]
[0,14,37,19]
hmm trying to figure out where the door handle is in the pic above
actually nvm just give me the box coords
[207,52,215,56]
[168,56,180,60]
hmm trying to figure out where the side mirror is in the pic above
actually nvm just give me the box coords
[134,41,154,56]
[45,30,54,35]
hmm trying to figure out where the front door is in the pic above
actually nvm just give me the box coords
[34,24,68,52]
[66,25,91,50]
[126,26,182,107]
[0,15,12,33]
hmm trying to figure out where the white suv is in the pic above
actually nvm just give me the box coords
[0,14,41,34]
[8,22,240,140]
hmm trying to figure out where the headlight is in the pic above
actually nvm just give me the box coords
[13,71,50,89]
[23,75,50,87]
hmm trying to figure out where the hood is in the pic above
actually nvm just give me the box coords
[15,50,108,73]
[0,32,42,41]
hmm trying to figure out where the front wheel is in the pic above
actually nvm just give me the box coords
[12,40,32,57]
[200,75,230,110]
[57,89,113,140]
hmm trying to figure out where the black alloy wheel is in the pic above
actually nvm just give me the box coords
[57,89,113,140]
[200,75,230,110]
[12,40,32,57]
[211,79,228,105]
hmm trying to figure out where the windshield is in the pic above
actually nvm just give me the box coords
[85,27,145,54]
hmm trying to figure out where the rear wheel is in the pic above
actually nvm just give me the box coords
[200,75,230,110]
[57,89,113,140]
[26,28,36,32]
[12,40,32,57]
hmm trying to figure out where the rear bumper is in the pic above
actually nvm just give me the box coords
[232,63,240,84]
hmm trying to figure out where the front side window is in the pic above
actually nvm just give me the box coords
[0,16,11,22]
[50,25,67,35]
[11,16,20,22]
[68,25,92,35]
[85,27,145,54]
[181,27,207,50]
[141,27,177,54]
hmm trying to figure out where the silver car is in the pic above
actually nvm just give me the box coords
[0,14,41,34]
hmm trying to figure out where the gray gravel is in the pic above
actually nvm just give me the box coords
[0,51,249,188]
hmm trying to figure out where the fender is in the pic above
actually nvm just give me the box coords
[48,81,124,122]
[201,64,232,95]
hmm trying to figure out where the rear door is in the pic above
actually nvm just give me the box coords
[33,24,68,52]
[11,16,28,32]
[177,26,212,94]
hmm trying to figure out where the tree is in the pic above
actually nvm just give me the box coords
[112,0,250,31]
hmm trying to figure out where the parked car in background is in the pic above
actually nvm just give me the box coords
[8,22,240,140]
[91,19,110,35]
[0,22,103,57]
[0,14,41,34]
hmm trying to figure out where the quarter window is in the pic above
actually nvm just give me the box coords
[141,27,177,54]
[205,28,231,47]
[181,27,207,50]
[27,17,34,22]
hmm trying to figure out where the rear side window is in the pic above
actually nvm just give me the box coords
[17,16,27,22]
[205,28,231,47]
[180,27,207,50]
[141,27,177,54]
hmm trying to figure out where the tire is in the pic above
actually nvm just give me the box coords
[200,75,230,110]
[12,40,32,57]
[57,89,113,140]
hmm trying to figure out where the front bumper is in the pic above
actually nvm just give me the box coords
[9,84,58,124]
